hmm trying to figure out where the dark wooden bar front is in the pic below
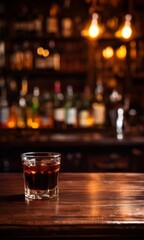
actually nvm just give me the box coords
[1,129,144,173]
[1,173,144,239]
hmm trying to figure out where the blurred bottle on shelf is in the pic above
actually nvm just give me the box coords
[0,78,9,128]
[61,0,73,37]
[46,2,60,37]
[8,104,18,128]
[53,80,65,129]
[40,91,53,128]
[10,42,33,71]
[65,85,77,128]
[0,41,5,68]
[78,86,93,127]
[10,44,24,70]
[28,86,40,129]
[23,41,33,70]
[7,78,19,128]
[92,76,106,128]
[32,10,43,36]
[16,78,28,128]
[46,40,60,70]
[109,89,123,126]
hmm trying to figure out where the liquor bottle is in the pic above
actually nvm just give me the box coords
[30,86,40,129]
[92,77,106,128]
[7,78,19,128]
[46,3,60,37]
[53,81,65,129]
[61,0,73,37]
[78,86,93,128]
[108,81,123,128]
[10,44,24,70]
[16,78,28,128]
[40,91,53,128]
[0,3,6,39]
[23,41,33,70]
[46,40,60,71]
[65,85,77,128]
[0,41,5,68]
[8,104,18,128]
[32,9,43,37]
[0,78,9,128]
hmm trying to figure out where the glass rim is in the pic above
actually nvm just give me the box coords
[21,152,61,158]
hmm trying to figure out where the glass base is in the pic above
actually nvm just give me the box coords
[25,187,59,199]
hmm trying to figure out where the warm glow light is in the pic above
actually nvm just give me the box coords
[17,119,25,128]
[31,122,39,129]
[116,45,127,59]
[81,12,102,39]
[8,120,16,128]
[88,13,100,38]
[115,14,133,40]
[122,25,132,39]
[102,46,114,59]
[86,116,94,127]
[27,118,33,128]
[43,49,49,57]
[27,118,40,129]
[37,47,44,55]
[37,47,50,57]
[122,15,132,39]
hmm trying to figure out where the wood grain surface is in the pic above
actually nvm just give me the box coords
[1,172,144,239]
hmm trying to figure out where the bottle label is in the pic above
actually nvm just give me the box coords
[93,103,105,125]
[66,108,77,124]
[54,108,65,121]
[0,108,9,124]
[79,110,89,127]
[46,17,58,34]
[61,18,73,37]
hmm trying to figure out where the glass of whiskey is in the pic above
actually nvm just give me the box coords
[21,152,61,199]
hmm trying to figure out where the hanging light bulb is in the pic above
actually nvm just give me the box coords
[115,14,133,40]
[121,14,132,39]
[81,12,103,40]
[88,13,100,38]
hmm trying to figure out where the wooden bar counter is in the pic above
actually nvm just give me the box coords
[1,173,144,239]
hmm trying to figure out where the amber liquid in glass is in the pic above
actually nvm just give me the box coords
[23,163,60,191]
